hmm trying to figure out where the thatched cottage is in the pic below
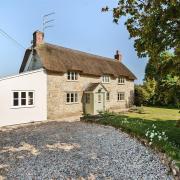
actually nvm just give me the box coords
[0,31,136,127]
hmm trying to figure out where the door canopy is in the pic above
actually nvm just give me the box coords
[85,83,108,93]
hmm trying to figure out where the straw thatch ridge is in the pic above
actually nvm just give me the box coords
[19,43,136,80]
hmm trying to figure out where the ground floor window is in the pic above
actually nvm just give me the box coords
[66,92,78,103]
[13,91,34,107]
[117,92,125,101]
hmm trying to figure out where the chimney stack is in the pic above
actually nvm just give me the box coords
[114,50,122,62]
[33,31,44,47]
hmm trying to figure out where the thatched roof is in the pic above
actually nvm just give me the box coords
[20,43,136,80]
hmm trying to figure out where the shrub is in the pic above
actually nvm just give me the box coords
[137,106,145,114]
[134,85,149,106]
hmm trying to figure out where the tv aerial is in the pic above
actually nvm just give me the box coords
[43,12,55,33]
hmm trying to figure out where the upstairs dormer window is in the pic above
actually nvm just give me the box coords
[102,75,110,83]
[67,72,78,81]
[118,76,125,84]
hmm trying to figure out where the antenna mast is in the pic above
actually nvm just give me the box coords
[43,12,55,34]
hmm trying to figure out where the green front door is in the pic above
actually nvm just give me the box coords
[95,92,105,114]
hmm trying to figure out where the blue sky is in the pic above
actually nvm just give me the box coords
[0,0,147,84]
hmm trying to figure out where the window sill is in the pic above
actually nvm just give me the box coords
[65,102,79,105]
[102,82,110,84]
[67,80,79,82]
[117,100,125,102]
[118,83,125,85]
[11,105,35,109]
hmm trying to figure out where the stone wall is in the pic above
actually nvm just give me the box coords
[47,72,134,119]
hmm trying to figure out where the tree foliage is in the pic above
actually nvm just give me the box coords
[102,0,180,59]
[134,79,156,106]
[135,53,180,107]
[102,1,180,107]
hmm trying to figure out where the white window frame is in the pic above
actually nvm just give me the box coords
[67,72,78,81]
[12,91,35,108]
[117,92,125,101]
[102,75,110,83]
[118,76,125,84]
[66,92,78,104]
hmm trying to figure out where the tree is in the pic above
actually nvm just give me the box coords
[134,85,148,106]
[102,0,180,59]
[141,52,180,107]
[102,1,180,107]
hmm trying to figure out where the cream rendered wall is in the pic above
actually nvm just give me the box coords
[0,69,47,127]
[47,72,134,119]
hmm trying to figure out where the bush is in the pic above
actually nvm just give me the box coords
[137,106,145,114]
[134,85,149,106]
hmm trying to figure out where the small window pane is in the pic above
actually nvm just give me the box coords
[13,92,18,98]
[67,93,70,102]
[21,99,26,105]
[106,92,110,101]
[72,73,75,80]
[71,93,74,102]
[13,99,18,106]
[68,72,71,80]
[28,99,33,105]
[21,92,26,98]
[28,92,33,99]
[75,73,78,80]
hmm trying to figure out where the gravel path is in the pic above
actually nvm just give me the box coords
[0,121,172,180]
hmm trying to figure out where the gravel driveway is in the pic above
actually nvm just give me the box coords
[0,121,172,180]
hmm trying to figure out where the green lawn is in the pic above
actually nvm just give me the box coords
[88,107,180,167]
[125,106,180,121]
